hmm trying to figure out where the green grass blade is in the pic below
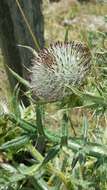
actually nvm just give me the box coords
[8,67,30,88]
[0,135,30,150]
[42,145,60,165]
[82,115,89,143]
[7,114,36,133]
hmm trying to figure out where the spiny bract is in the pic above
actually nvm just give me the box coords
[29,41,91,102]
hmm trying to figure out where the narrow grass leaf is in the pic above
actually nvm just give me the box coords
[17,44,38,57]
[8,114,36,133]
[82,115,89,143]
[68,139,107,158]
[0,163,17,173]
[64,27,69,42]
[44,128,61,143]
[18,164,41,176]
[67,86,107,106]
[9,173,25,183]
[32,177,52,190]
[11,83,21,117]
[61,113,68,146]
[8,66,30,88]
[82,92,107,106]
[36,104,45,136]
[71,152,80,169]
[0,135,30,150]
[42,145,60,165]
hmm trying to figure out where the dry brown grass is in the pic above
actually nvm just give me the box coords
[43,0,107,44]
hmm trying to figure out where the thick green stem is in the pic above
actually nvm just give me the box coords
[36,104,46,153]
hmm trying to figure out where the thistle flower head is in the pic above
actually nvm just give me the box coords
[29,41,91,102]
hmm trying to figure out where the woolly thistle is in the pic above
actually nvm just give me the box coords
[28,41,91,102]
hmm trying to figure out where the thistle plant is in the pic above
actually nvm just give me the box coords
[29,41,91,102]
[1,41,107,190]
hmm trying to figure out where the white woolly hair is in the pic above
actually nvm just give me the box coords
[29,41,91,102]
